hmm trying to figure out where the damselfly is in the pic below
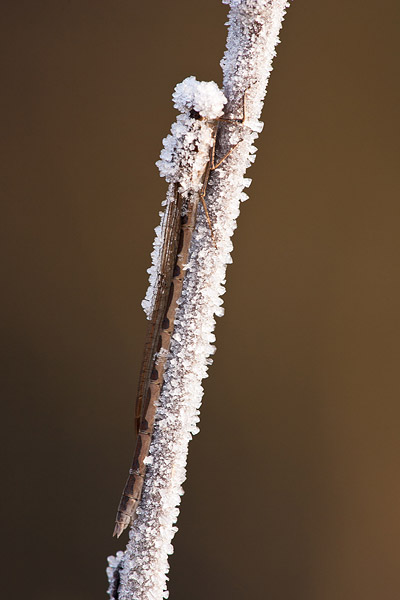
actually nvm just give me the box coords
[113,77,245,538]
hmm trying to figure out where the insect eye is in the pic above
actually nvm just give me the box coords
[189,108,202,120]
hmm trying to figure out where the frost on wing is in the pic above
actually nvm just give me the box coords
[142,77,227,319]
[141,185,176,319]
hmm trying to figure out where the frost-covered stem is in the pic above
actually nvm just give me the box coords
[108,2,290,599]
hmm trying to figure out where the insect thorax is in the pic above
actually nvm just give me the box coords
[143,78,227,320]
[156,116,213,195]
[156,76,227,196]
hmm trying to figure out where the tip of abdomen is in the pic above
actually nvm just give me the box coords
[113,521,126,538]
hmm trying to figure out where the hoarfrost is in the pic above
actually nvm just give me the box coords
[106,551,124,600]
[113,1,291,599]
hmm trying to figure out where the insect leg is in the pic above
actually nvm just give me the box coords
[198,88,248,245]
[210,88,249,170]
[210,140,241,171]
[217,86,248,125]
[199,189,216,248]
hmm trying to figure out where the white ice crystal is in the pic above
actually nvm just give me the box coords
[114,2,291,599]
[106,551,124,600]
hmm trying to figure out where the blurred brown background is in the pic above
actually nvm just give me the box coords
[1,1,400,598]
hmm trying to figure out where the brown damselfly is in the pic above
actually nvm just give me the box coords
[113,77,245,537]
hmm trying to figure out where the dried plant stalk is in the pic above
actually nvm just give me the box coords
[107,1,291,599]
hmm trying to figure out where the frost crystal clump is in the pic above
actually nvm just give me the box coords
[106,551,124,600]
[172,75,226,119]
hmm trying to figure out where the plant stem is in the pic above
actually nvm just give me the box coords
[108,2,291,599]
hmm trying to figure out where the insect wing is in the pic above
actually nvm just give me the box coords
[134,184,183,432]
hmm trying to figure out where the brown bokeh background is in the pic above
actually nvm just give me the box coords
[2,1,400,598]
